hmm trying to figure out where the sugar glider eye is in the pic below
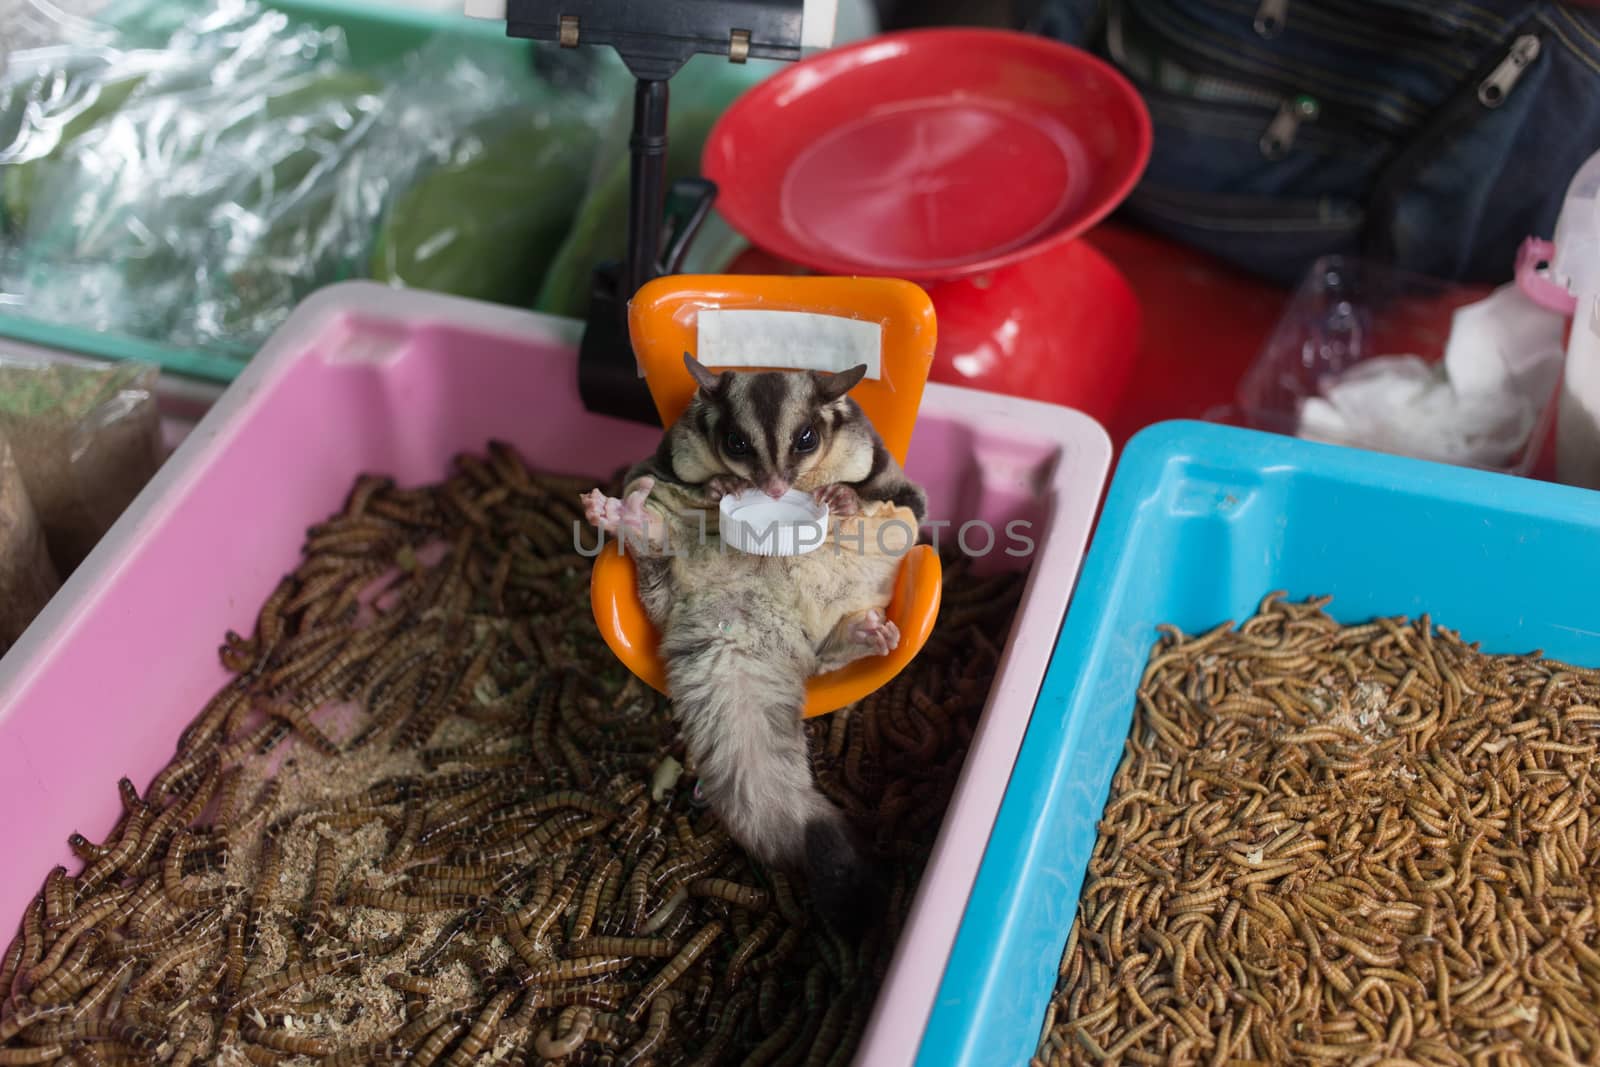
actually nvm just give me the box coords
[793,425,819,454]
[724,431,751,457]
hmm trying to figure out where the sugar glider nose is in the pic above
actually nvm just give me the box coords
[762,478,789,499]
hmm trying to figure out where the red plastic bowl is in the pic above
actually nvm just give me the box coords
[703,28,1153,282]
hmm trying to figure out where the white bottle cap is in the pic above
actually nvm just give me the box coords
[719,490,830,556]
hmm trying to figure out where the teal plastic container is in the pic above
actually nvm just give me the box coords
[0,1,535,385]
[916,419,1600,1067]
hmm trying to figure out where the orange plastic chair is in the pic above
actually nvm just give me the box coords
[590,274,943,718]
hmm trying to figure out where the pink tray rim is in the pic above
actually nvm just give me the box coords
[0,281,1111,1066]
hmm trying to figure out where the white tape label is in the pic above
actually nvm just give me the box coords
[803,0,840,50]
[696,310,882,379]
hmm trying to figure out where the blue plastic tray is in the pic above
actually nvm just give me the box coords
[915,419,1600,1067]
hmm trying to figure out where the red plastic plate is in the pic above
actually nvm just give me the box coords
[704,28,1152,281]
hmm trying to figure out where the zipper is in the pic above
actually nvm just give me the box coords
[1259,94,1319,159]
[1120,0,1427,133]
[1254,0,1287,39]
[1477,34,1539,108]
[1235,0,1478,81]
[1107,0,1378,160]
[1364,22,1544,262]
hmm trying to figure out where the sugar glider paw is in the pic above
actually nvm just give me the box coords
[813,484,861,517]
[582,489,622,531]
[706,475,752,504]
[850,609,900,657]
[582,478,659,542]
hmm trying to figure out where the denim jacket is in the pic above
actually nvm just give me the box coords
[1026,0,1600,286]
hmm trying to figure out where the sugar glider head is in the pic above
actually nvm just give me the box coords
[683,353,868,499]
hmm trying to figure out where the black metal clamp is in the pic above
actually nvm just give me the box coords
[503,0,811,425]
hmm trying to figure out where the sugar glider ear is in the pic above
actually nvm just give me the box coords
[684,352,727,393]
[814,363,868,401]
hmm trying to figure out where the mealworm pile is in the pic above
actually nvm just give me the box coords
[0,441,1025,1067]
[1038,593,1600,1067]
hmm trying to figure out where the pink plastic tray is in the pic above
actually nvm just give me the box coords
[0,282,1111,1065]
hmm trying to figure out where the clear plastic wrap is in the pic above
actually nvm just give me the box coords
[0,426,61,654]
[0,357,163,575]
[0,0,627,360]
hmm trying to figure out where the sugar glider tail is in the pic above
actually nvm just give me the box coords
[805,812,885,939]
[663,630,879,933]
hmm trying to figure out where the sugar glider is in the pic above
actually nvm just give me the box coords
[581,355,928,933]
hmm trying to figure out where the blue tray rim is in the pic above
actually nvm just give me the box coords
[914,418,1600,1066]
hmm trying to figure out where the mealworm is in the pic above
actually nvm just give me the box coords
[526,982,632,1011]
[6,895,44,998]
[746,927,803,977]
[621,839,667,934]
[123,924,224,1001]
[637,885,689,937]
[302,835,340,944]
[75,803,151,897]
[1039,594,1600,1065]
[441,986,517,1067]
[626,921,723,1024]
[523,860,587,943]
[520,955,632,985]
[0,1003,76,1049]
[688,878,768,911]
[769,871,807,929]
[341,890,485,914]
[114,901,225,961]
[231,950,362,1011]
[313,1039,412,1067]
[533,1006,594,1060]
[617,994,673,1067]
[804,983,858,1067]
[411,1015,470,1067]
[244,1026,334,1058]
[683,989,753,1067]
[570,855,620,942]
[564,937,679,960]
[725,914,778,992]
[0,454,1026,1067]
[745,998,805,1067]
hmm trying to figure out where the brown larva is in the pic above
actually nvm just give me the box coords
[617,994,673,1067]
[688,878,768,912]
[626,921,723,1025]
[408,1018,468,1067]
[440,985,517,1067]
[683,988,753,1067]
[230,949,362,1012]
[532,1006,594,1060]
[243,1026,334,1058]
[521,955,633,985]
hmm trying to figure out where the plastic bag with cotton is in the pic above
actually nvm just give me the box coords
[1295,284,1566,471]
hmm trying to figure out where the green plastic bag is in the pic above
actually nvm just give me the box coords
[369,111,601,307]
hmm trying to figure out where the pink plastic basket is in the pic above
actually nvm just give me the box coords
[0,282,1111,1064]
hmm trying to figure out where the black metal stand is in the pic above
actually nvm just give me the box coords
[502,0,806,423]
[576,79,718,426]
[627,80,669,301]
